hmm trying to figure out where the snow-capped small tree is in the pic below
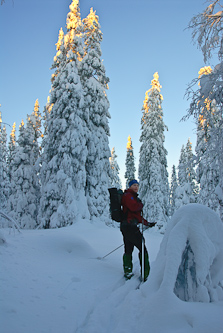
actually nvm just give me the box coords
[81,7,111,222]
[8,117,40,228]
[175,140,198,210]
[185,0,223,220]
[169,165,178,216]
[39,0,89,228]
[124,135,136,189]
[138,72,169,230]
[109,147,122,190]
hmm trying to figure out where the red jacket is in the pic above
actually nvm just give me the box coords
[121,189,148,225]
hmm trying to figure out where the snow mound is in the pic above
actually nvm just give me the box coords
[36,226,97,259]
[147,203,223,302]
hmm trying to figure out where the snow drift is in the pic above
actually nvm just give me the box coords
[146,203,223,302]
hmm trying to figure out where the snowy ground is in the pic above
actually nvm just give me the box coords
[1,216,223,333]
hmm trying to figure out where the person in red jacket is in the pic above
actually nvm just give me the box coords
[121,179,156,280]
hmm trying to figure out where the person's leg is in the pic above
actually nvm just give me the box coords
[121,226,134,279]
[125,226,150,281]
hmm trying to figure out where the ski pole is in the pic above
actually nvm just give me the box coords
[141,221,144,282]
[97,243,124,260]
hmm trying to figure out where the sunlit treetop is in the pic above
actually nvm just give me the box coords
[19,120,25,130]
[83,7,99,35]
[149,72,162,93]
[198,66,212,81]
[142,72,163,115]
[66,0,82,32]
[198,66,213,111]
[33,99,42,135]
[54,28,64,62]
[82,7,103,53]
[34,99,39,114]
[65,0,83,60]
[10,122,16,145]
[126,135,133,151]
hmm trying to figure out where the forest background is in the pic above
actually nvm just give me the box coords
[0,0,218,187]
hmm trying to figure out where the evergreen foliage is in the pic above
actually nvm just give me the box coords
[138,72,169,229]
[175,140,198,210]
[124,135,136,189]
[196,97,221,214]
[186,0,223,220]
[169,165,178,215]
[109,147,122,190]
[7,122,16,184]
[0,112,9,212]
[81,7,111,221]
[39,0,89,228]
[6,1,223,229]
[8,117,40,228]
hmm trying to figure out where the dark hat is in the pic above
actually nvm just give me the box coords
[129,179,139,187]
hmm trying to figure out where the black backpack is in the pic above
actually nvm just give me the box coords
[108,187,124,222]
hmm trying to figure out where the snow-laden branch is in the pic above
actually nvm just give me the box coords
[0,210,21,233]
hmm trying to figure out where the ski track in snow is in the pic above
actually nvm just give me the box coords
[1,218,223,333]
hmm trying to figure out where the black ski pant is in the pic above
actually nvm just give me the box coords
[120,223,148,256]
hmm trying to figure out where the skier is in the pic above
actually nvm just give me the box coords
[121,179,156,280]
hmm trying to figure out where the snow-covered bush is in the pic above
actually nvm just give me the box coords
[148,203,223,302]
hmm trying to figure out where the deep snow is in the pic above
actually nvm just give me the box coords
[1,205,223,333]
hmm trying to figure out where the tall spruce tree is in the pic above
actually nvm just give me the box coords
[138,72,169,229]
[39,0,89,228]
[8,117,40,228]
[109,147,122,190]
[124,135,136,189]
[81,7,111,221]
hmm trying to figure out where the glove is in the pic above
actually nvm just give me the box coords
[147,222,156,228]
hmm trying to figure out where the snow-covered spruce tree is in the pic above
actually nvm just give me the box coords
[169,164,178,216]
[177,145,187,186]
[8,117,40,229]
[81,7,111,222]
[138,72,169,230]
[124,135,136,189]
[0,112,9,212]
[185,138,199,198]
[109,147,122,190]
[175,140,198,210]
[186,0,223,220]
[39,0,89,228]
[29,99,42,144]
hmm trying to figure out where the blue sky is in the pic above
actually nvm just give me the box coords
[0,0,213,188]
